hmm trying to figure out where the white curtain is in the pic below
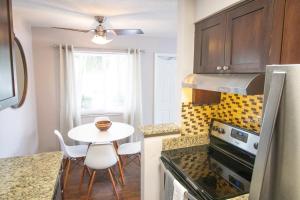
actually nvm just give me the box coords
[72,51,130,115]
[59,44,81,144]
[58,47,143,143]
[125,49,143,142]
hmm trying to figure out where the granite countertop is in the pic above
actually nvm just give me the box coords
[162,134,209,151]
[0,151,63,200]
[140,123,181,138]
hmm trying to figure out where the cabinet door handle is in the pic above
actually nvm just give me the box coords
[216,66,222,71]
[223,66,230,71]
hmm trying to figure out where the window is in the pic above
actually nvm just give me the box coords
[73,51,130,115]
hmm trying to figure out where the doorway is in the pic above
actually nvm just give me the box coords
[154,53,177,124]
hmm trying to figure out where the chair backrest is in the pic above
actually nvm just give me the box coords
[54,130,69,157]
[85,143,118,170]
[94,116,110,123]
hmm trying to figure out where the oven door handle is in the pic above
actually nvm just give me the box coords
[185,177,199,191]
[160,159,206,200]
[249,71,286,200]
[187,192,199,200]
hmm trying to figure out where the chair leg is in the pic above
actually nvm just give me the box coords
[108,168,119,200]
[86,170,96,200]
[110,167,120,185]
[117,160,125,185]
[63,158,71,189]
[63,158,68,170]
[79,165,87,191]
[112,141,125,185]
[113,141,119,149]
[121,156,127,169]
[138,153,141,165]
[86,167,92,177]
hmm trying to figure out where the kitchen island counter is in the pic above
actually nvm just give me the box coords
[140,123,180,138]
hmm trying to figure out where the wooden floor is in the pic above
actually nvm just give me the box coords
[64,158,141,200]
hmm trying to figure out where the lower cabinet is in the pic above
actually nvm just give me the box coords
[53,182,62,200]
[53,164,63,200]
[141,132,180,200]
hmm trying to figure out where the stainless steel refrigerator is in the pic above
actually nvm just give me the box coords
[250,65,300,200]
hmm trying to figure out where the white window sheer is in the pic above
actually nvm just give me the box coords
[73,52,130,115]
[72,49,143,142]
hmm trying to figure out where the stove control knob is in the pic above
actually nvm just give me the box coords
[212,126,218,131]
[218,128,225,134]
[253,142,259,150]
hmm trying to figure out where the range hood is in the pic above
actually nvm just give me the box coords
[182,74,265,95]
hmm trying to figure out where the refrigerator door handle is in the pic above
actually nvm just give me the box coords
[249,71,286,200]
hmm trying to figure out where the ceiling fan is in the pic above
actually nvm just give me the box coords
[52,16,144,44]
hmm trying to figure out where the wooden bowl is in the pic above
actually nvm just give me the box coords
[95,120,112,131]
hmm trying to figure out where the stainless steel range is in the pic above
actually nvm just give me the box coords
[161,119,260,200]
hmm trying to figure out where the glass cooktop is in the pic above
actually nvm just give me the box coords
[161,145,253,200]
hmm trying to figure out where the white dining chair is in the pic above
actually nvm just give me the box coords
[54,130,88,189]
[93,116,126,184]
[117,141,141,168]
[80,143,120,200]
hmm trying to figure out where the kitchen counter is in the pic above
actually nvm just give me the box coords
[141,123,181,200]
[0,151,63,200]
[162,134,209,150]
[140,123,180,138]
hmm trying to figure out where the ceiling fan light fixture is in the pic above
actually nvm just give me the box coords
[91,34,112,45]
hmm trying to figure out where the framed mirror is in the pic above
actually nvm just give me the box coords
[11,36,28,109]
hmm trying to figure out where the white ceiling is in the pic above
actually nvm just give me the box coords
[12,0,178,38]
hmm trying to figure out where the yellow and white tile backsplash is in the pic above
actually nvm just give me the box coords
[181,103,217,136]
[181,93,263,136]
[163,90,264,150]
[214,93,263,133]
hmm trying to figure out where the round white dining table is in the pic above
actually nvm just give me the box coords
[68,122,134,143]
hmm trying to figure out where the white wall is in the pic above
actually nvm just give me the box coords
[0,17,38,158]
[195,0,245,21]
[32,27,176,152]
[175,0,196,122]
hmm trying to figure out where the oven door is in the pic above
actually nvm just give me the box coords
[160,157,207,200]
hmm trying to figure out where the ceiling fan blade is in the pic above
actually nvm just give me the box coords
[51,27,95,33]
[106,29,144,36]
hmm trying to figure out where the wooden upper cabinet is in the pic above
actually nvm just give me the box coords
[194,0,300,74]
[280,0,300,64]
[194,14,226,73]
[225,0,269,73]
[194,0,271,74]
[268,0,300,64]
